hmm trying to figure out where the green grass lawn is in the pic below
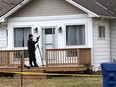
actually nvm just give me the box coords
[0,76,102,87]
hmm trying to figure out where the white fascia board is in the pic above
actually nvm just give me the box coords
[0,18,5,22]
[66,0,100,17]
[0,0,32,21]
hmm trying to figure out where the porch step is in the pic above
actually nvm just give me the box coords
[14,67,49,79]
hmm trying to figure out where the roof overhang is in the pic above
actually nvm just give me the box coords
[66,0,100,17]
[99,15,116,19]
[0,18,5,22]
[66,0,116,19]
[0,0,32,22]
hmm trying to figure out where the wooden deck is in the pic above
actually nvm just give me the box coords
[0,65,89,73]
[0,48,91,78]
[0,66,90,79]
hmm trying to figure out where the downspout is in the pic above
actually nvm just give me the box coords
[93,17,104,71]
[110,20,113,62]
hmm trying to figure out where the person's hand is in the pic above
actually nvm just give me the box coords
[36,37,39,41]
[36,36,40,41]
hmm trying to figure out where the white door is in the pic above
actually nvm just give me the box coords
[42,27,56,63]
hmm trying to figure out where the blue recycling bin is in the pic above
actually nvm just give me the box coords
[101,63,116,87]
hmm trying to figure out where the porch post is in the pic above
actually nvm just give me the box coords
[21,50,24,67]
[77,49,80,65]
[46,49,48,67]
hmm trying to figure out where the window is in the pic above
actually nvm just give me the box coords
[45,28,55,34]
[99,26,105,38]
[14,27,31,47]
[14,27,31,58]
[66,25,85,45]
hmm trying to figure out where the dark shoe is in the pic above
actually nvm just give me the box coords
[24,65,30,69]
[34,65,39,67]
[30,65,34,67]
[26,66,30,69]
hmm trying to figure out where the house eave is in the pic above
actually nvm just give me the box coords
[0,0,32,22]
[99,15,116,19]
[66,0,100,17]
[0,18,5,23]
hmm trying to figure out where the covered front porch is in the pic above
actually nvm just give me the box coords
[0,48,91,72]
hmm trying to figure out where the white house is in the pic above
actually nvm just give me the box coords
[0,0,116,72]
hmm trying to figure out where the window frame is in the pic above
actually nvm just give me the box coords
[98,26,106,39]
[64,23,87,48]
[13,26,32,49]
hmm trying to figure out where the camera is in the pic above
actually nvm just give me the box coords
[36,36,40,40]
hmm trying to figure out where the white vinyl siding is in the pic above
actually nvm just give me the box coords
[93,18,110,71]
[111,21,116,61]
[0,26,7,49]
[10,0,86,17]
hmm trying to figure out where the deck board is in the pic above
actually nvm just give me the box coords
[45,66,87,72]
[0,66,89,78]
[0,65,88,73]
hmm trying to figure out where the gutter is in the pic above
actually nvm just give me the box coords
[0,0,32,22]
[99,15,116,19]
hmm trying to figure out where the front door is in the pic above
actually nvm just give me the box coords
[42,27,56,63]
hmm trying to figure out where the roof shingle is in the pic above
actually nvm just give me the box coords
[0,0,23,17]
[95,0,116,15]
[73,0,116,17]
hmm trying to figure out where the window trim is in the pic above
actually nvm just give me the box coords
[13,26,33,49]
[64,23,87,48]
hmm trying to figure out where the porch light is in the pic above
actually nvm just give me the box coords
[34,27,38,33]
[58,27,62,33]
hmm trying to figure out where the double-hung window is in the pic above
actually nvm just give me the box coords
[66,25,85,46]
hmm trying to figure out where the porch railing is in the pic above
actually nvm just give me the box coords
[0,50,24,68]
[46,48,91,67]
[0,48,91,68]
